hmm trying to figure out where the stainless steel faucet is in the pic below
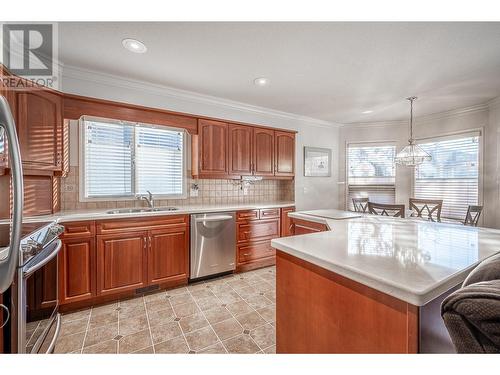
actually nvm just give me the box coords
[138,190,155,208]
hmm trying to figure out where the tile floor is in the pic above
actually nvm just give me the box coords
[55,266,276,354]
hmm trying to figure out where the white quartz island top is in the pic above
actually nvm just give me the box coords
[10,201,295,224]
[271,210,500,306]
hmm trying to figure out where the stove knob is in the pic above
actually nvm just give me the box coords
[21,239,41,256]
[49,224,65,236]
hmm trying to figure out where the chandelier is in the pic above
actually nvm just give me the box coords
[394,97,432,167]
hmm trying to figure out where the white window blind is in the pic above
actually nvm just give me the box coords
[347,144,396,210]
[84,121,133,198]
[82,118,185,199]
[414,133,480,220]
[135,126,184,195]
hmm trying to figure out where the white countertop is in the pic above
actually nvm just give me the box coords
[271,210,500,306]
[6,202,295,224]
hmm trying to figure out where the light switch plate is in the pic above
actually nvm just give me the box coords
[190,187,199,197]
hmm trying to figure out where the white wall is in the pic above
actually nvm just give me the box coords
[339,104,500,228]
[62,66,340,211]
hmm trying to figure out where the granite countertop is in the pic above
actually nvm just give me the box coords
[271,209,500,306]
[8,201,295,224]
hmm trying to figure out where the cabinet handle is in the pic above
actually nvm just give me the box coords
[144,236,147,250]
[243,253,250,256]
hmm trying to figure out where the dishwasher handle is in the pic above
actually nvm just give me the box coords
[195,215,234,223]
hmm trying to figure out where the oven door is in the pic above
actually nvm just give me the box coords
[21,240,62,354]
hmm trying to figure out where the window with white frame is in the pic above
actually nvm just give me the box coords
[346,143,396,210]
[414,132,480,220]
[81,117,186,200]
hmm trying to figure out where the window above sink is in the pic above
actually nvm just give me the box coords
[79,116,187,201]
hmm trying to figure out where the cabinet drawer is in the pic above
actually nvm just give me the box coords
[238,240,275,263]
[236,210,260,221]
[97,215,188,234]
[291,218,328,235]
[60,221,95,239]
[237,219,279,243]
[260,208,280,219]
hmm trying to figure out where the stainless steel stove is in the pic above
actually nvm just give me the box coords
[1,220,64,353]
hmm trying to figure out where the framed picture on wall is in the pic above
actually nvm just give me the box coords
[304,146,332,177]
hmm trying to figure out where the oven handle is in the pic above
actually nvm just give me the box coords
[23,240,62,278]
[46,313,61,354]
[0,95,24,294]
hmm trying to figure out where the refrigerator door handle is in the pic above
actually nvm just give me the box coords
[0,95,24,294]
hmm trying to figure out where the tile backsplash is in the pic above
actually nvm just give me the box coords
[60,167,294,211]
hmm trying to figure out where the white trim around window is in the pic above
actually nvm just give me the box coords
[412,128,484,220]
[79,116,188,202]
[345,140,397,210]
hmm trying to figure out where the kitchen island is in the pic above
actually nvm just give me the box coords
[270,210,500,353]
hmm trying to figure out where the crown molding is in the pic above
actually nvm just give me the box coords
[487,96,500,109]
[61,64,341,129]
[342,102,489,129]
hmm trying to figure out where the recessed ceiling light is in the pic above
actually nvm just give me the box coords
[362,110,373,114]
[254,77,270,86]
[122,38,147,54]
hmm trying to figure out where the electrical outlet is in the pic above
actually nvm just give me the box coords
[190,187,199,197]
[63,184,76,192]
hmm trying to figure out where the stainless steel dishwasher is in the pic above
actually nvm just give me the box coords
[190,212,236,280]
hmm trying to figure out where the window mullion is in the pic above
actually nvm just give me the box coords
[132,125,137,197]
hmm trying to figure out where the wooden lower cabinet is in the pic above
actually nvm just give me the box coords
[236,209,281,271]
[59,237,96,305]
[238,240,276,263]
[280,206,295,237]
[290,217,328,235]
[97,231,148,296]
[59,216,190,310]
[148,226,189,284]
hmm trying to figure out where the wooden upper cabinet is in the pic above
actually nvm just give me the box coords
[198,119,228,176]
[253,128,275,176]
[228,124,253,176]
[97,231,148,296]
[16,90,63,171]
[275,131,295,177]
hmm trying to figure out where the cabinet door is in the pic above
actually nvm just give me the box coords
[280,207,295,237]
[228,124,253,176]
[16,90,63,170]
[148,226,189,284]
[275,131,295,177]
[59,237,96,305]
[97,231,148,296]
[198,119,228,176]
[253,128,275,176]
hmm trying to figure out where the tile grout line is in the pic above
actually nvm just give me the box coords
[79,308,92,354]
[186,284,228,353]
[142,295,156,354]
[166,290,192,353]
[225,274,271,353]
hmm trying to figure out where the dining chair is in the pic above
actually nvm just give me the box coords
[367,202,405,218]
[464,205,483,227]
[409,198,443,222]
[352,197,369,213]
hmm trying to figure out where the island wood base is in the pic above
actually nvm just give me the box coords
[276,250,419,353]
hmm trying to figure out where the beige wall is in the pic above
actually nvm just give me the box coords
[62,67,340,211]
[339,103,500,228]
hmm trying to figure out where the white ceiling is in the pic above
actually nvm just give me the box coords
[58,22,500,124]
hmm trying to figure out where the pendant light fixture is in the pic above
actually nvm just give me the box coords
[394,96,432,167]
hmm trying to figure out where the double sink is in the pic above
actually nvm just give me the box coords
[106,207,179,214]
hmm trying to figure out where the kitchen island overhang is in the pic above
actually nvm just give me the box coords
[271,212,500,353]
